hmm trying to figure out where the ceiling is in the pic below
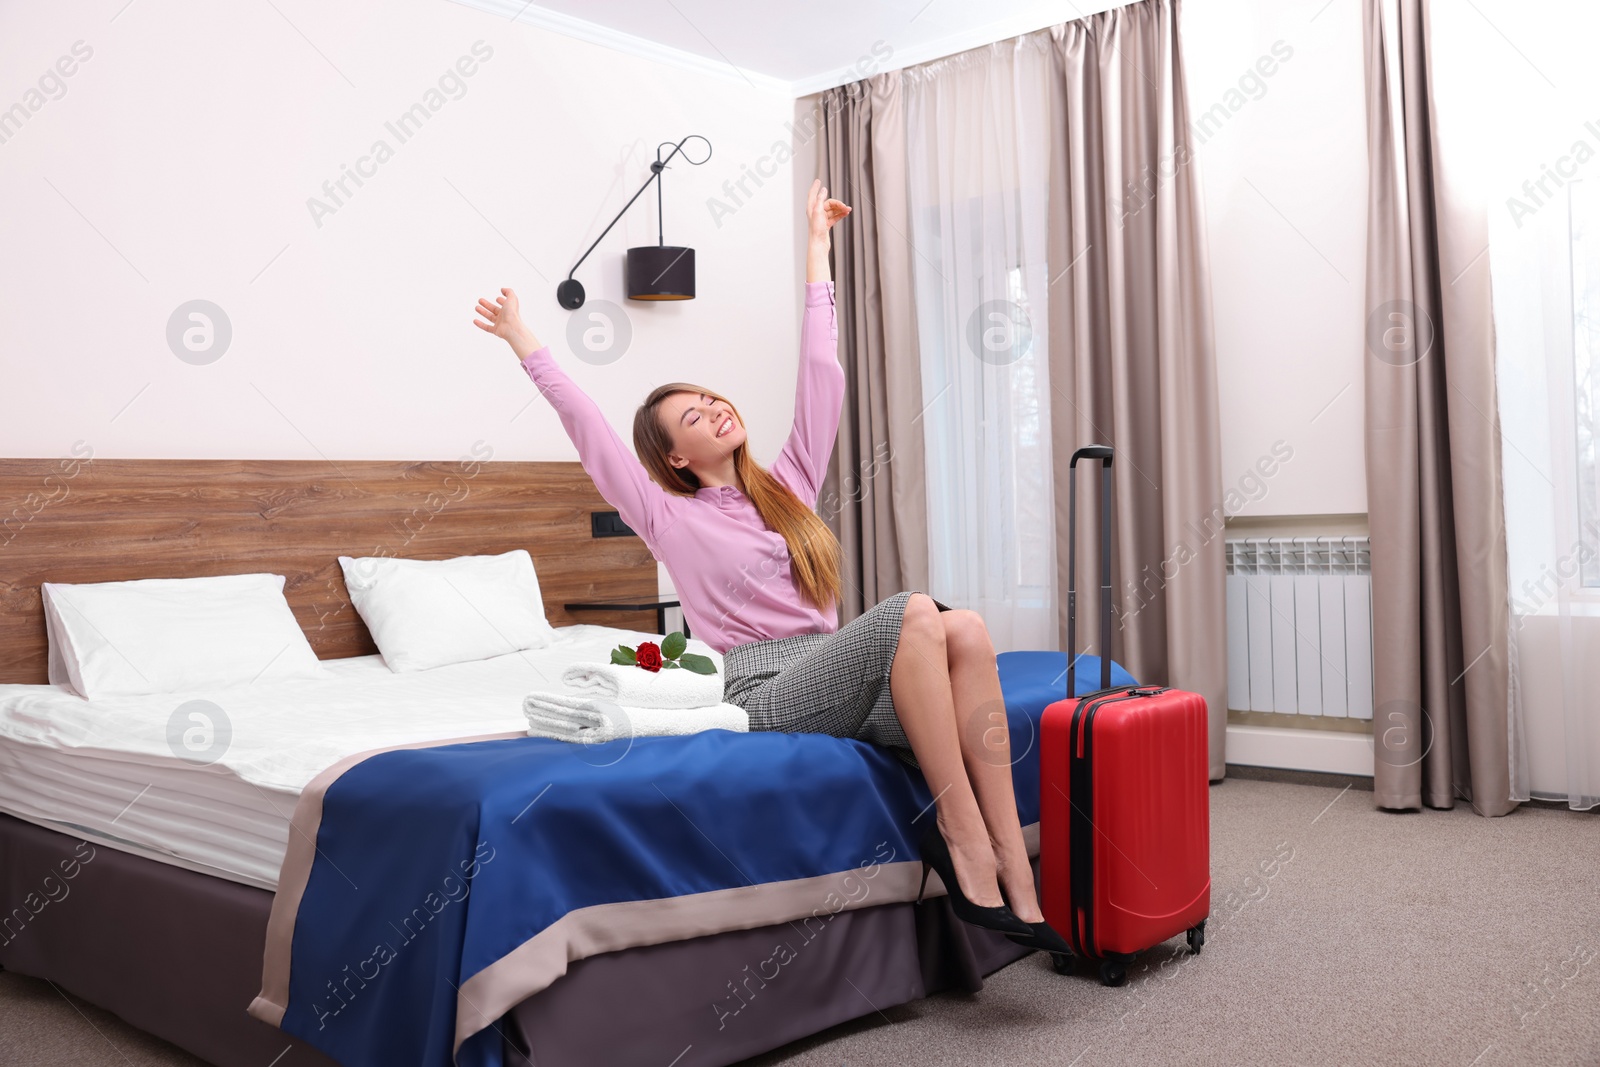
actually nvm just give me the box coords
[450,0,1123,96]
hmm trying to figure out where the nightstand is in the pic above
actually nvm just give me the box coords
[563,594,687,639]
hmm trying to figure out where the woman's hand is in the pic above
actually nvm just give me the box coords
[806,179,850,283]
[806,178,851,242]
[473,288,541,360]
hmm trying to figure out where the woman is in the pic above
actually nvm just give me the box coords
[472,179,1069,956]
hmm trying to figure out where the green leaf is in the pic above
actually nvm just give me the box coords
[661,630,687,660]
[662,661,681,669]
[610,647,637,665]
[678,652,717,675]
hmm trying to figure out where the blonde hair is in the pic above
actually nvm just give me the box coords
[632,382,841,614]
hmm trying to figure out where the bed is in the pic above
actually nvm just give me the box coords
[0,458,1038,1067]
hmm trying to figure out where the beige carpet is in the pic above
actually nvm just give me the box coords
[3,776,1597,1067]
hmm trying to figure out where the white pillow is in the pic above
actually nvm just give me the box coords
[338,550,556,672]
[41,585,75,690]
[41,573,325,699]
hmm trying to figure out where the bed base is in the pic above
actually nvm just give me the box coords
[0,813,1030,1066]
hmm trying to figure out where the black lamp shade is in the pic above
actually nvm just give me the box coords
[626,245,695,301]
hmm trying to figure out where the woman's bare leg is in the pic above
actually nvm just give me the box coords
[942,610,1044,924]
[889,594,1003,908]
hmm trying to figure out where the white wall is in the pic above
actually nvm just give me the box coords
[0,0,805,479]
[1180,0,1369,522]
[0,1,1370,523]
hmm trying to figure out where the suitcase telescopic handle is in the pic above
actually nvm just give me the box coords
[1066,445,1115,697]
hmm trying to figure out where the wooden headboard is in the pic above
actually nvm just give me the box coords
[0,457,659,684]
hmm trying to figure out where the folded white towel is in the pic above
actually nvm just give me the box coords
[522,691,748,744]
[560,660,724,710]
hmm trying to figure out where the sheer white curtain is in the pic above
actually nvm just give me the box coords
[1465,0,1600,810]
[1491,181,1600,811]
[902,36,1057,653]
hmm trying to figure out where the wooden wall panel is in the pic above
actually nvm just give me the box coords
[0,458,659,684]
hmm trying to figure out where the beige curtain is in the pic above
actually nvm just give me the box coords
[816,79,933,619]
[1362,0,1516,815]
[1041,1,1228,779]
[817,0,1227,778]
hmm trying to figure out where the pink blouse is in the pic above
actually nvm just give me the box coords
[520,281,844,655]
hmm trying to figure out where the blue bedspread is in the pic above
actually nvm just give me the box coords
[274,650,1133,1066]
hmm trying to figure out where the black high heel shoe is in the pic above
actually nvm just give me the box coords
[915,822,1033,937]
[1004,919,1075,956]
[996,884,1076,958]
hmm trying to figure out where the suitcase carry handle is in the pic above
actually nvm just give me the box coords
[1066,445,1115,697]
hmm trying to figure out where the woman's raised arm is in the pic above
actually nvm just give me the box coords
[474,288,679,548]
[773,180,851,508]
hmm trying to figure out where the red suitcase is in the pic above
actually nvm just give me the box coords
[1039,445,1211,986]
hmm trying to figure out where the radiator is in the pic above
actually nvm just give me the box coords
[1225,537,1373,719]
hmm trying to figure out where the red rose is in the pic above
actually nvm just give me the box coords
[635,642,663,672]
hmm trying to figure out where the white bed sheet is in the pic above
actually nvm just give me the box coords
[0,624,723,891]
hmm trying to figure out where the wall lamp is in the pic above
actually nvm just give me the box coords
[556,134,713,310]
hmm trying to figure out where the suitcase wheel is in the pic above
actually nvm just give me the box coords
[1049,951,1075,975]
[1098,958,1128,987]
[1186,920,1207,955]
[1094,953,1132,991]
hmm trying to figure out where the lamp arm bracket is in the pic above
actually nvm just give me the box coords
[562,134,712,285]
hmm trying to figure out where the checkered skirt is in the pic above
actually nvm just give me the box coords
[721,590,952,770]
